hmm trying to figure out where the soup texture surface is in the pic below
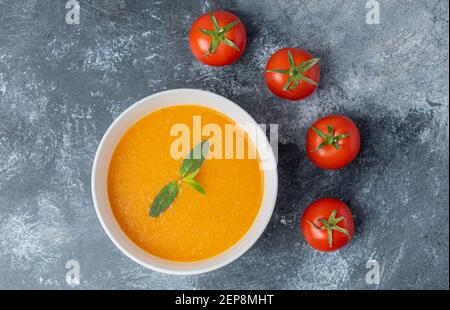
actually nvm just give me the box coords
[108,105,263,261]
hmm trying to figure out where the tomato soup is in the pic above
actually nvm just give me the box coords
[108,105,264,262]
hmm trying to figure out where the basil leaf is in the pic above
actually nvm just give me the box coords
[149,181,180,217]
[179,140,209,178]
[183,178,206,195]
[148,141,210,218]
[183,168,200,180]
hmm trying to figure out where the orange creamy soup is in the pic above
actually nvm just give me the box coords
[108,105,264,262]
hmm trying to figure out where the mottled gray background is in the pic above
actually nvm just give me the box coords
[0,0,448,289]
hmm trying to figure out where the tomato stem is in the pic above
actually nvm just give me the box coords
[310,125,350,152]
[312,209,351,248]
[200,12,241,56]
[266,49,320,91]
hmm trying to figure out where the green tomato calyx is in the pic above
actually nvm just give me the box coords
[310,124,350,152]
[306,209,351,248]
[266,49,320,91]
[200,12,241,56]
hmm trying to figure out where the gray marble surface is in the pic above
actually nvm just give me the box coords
[0,0,448,289]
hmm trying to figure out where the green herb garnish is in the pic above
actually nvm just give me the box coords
[149,140,210,217]
[149,181,180,217]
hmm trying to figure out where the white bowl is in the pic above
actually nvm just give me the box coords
[91,89,278,275]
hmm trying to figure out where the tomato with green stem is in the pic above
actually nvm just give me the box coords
[306,115,360,170]
[189,11,246,66]
[301,198,354,252]
[265,48,320,100]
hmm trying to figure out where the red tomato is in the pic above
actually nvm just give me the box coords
[265,48,320,100]
[306,115,360,170]
[301,198,354,252]
[189,11,246,66]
